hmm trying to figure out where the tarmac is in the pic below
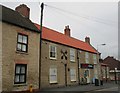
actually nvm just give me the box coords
[39,81,119,93]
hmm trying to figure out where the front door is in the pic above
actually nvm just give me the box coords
[84,69,90,83]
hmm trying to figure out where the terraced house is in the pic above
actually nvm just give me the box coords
[0,4,100,92]
[35,24,99,88]
[0,4,40,92]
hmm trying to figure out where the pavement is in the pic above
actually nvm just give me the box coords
[38,81,119,93]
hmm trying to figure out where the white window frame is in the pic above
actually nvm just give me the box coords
[70,68,76,81]
[85,52,89,63]
[49,45,57,59]
[94,65,98,79]
[70,49,75,62]
[49,67,57,83]
[93,54,97,64]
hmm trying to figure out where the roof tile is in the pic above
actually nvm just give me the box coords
[35,24,97,53]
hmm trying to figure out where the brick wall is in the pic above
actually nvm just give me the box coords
[0,22,2,92]
[2,22,40,92]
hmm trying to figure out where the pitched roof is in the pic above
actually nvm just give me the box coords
[0,5,39,33]
[35,24,97,53]
[103,56,120,70]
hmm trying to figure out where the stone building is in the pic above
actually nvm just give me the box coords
[0,4,40,92]
[35,24,99,88]
[0,4,100,92]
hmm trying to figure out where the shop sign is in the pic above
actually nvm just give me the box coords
[81,64,94,69]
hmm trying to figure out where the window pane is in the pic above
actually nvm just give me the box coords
[49,68,57,83]
[52,52,55,57]
[70,68,76,81]
[70,49,75,61]
[23,36,27,44]
[50,51,55,58]
[50,52,53,57]
[51,46,55,52]
[18,35,22,43]
[17,44,22,51]
[16,66,20,74]
[20,75,25,82]
[21,66,25,74]
[22,45,26,52]
[15,75,19,83]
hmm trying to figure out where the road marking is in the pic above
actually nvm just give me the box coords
[95,87,118,91]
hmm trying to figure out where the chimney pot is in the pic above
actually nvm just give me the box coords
[64,25,71,37]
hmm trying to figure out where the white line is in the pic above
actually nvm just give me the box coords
[95,87,118,91]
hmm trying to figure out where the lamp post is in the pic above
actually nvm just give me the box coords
[96,43,106,85]
[97,43,106,51]
[115,68,117,84]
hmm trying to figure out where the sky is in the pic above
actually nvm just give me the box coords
[1,0,119,59]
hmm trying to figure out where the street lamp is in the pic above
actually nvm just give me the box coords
[97,43,106,51]
[115,68,117,84]
[96,43,106,85]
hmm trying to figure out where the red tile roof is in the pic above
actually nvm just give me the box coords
[35,23,97,53]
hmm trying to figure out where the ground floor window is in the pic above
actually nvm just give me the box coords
[70,68,76,81]
[14,64,27,84]
[49,67,57,83]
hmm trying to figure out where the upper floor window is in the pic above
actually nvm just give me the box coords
[17,33,28,52]
[49,45,57,59]
[70,49,75,62]
[85,52,89,63]
[93,54,97,64]
[14,64,27,84]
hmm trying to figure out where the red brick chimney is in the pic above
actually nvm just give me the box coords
[15,4,30,19]
[64,25,71,37]
[85,36,90,44]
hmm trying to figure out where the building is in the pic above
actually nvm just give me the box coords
[35,24,99,88]
[0,4,40,92]
[0,4,100,92]
[103,56,120,81]
[99,59,110,82]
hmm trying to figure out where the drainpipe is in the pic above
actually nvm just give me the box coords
[77,49,80,85]
[65,63,67,86]
[39,3,44,89]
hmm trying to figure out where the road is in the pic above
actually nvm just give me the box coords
[84,86,119,93]
[38,82,119,93]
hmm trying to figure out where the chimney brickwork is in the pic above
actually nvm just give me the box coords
[15,4,30,19]
[85,36,90,44]
[64,25,71,37]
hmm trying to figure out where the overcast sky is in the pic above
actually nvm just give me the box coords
[1,1,118,59]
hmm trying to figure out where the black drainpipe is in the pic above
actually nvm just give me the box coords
[77,49,80,85]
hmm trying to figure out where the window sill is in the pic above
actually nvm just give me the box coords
[71,80,76,82]
[49,57,57,60]
[13,83,27,87]
[70,61,75,63]
[16,51,28,55]
[49,82,58,84]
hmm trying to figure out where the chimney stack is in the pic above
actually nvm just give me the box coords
[85,36,90,44]
[15,4,30,19]
[64,25,71,37]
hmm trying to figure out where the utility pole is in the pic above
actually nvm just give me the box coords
[39,2,44,89]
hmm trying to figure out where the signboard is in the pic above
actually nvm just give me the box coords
[81,64,94,69]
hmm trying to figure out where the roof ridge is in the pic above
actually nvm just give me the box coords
[35,23,86,44]
[34,23,97,53]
